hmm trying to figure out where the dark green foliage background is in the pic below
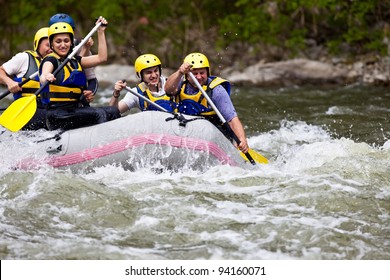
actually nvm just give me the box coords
[1,0,389,68]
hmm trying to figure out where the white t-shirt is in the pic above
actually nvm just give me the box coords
[121,76,167,111]
[3,49,95,80]
[2,52,30,77]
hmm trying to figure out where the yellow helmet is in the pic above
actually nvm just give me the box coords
[33,27,49,51]
[48,22,74,44]
[134,54,162,81]
[184,52,210,75]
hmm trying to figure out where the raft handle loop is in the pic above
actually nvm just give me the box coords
[46,144,63,154]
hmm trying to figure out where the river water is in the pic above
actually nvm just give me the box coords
[0,84,389,260]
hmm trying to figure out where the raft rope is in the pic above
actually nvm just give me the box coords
[165,113,204,127]
[35,130,65,143]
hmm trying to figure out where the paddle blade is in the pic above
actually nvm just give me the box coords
[240,148,268,164]
[0,95,37,132]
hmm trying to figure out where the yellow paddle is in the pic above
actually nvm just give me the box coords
[0,21,103,132]
[188,72,268,165]
[0,95,37,132]
[240,148,268,164]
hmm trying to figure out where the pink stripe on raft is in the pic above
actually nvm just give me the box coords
[17,133,238,169]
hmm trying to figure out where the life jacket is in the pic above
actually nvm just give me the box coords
[176,76,231,116]
[137,81,175,113]
[12,50,41,100]
[40,53,87,104]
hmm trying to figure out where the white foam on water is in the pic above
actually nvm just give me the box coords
[1,118,390,260]
[326,106,360,115]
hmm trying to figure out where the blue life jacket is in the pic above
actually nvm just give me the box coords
[176,76,230,116]
[137,81,175,113]
[39,53,87,105]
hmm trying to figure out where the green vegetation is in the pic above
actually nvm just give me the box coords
[1,0,389,68]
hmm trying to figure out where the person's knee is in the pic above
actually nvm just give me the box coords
[101,106,121,120]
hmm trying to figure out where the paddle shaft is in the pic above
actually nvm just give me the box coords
[0,71,39,101]
[125,86,169,113]
[35,22,103,96]
[188,72,256,165]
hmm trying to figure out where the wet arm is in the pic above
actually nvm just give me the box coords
[228,116,249,154]
[212,85,249,153]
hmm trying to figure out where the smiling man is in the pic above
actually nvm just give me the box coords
[164,52,250,154]
[109,54,175,114]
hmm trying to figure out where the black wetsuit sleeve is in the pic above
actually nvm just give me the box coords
[40,56,59,71]
[75,55,82,63]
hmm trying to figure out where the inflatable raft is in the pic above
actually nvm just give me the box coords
[14,111,253,172]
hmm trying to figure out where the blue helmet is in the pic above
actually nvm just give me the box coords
[48,13,76,30]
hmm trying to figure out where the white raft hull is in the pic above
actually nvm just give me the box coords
[17,111,251,172]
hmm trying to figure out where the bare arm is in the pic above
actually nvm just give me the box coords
[78,38,93,57]
[164,62,192,95]
[80,17,108,69]
[164,70,182,95]
[109,80,130,113]
[0,66,21,93]
[39,61,55,83]
[228,116,249,154]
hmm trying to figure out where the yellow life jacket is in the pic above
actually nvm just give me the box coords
[13,50,41,98]
[41,53,87,103]
[176,76,230,116]
[137,82,175,112]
